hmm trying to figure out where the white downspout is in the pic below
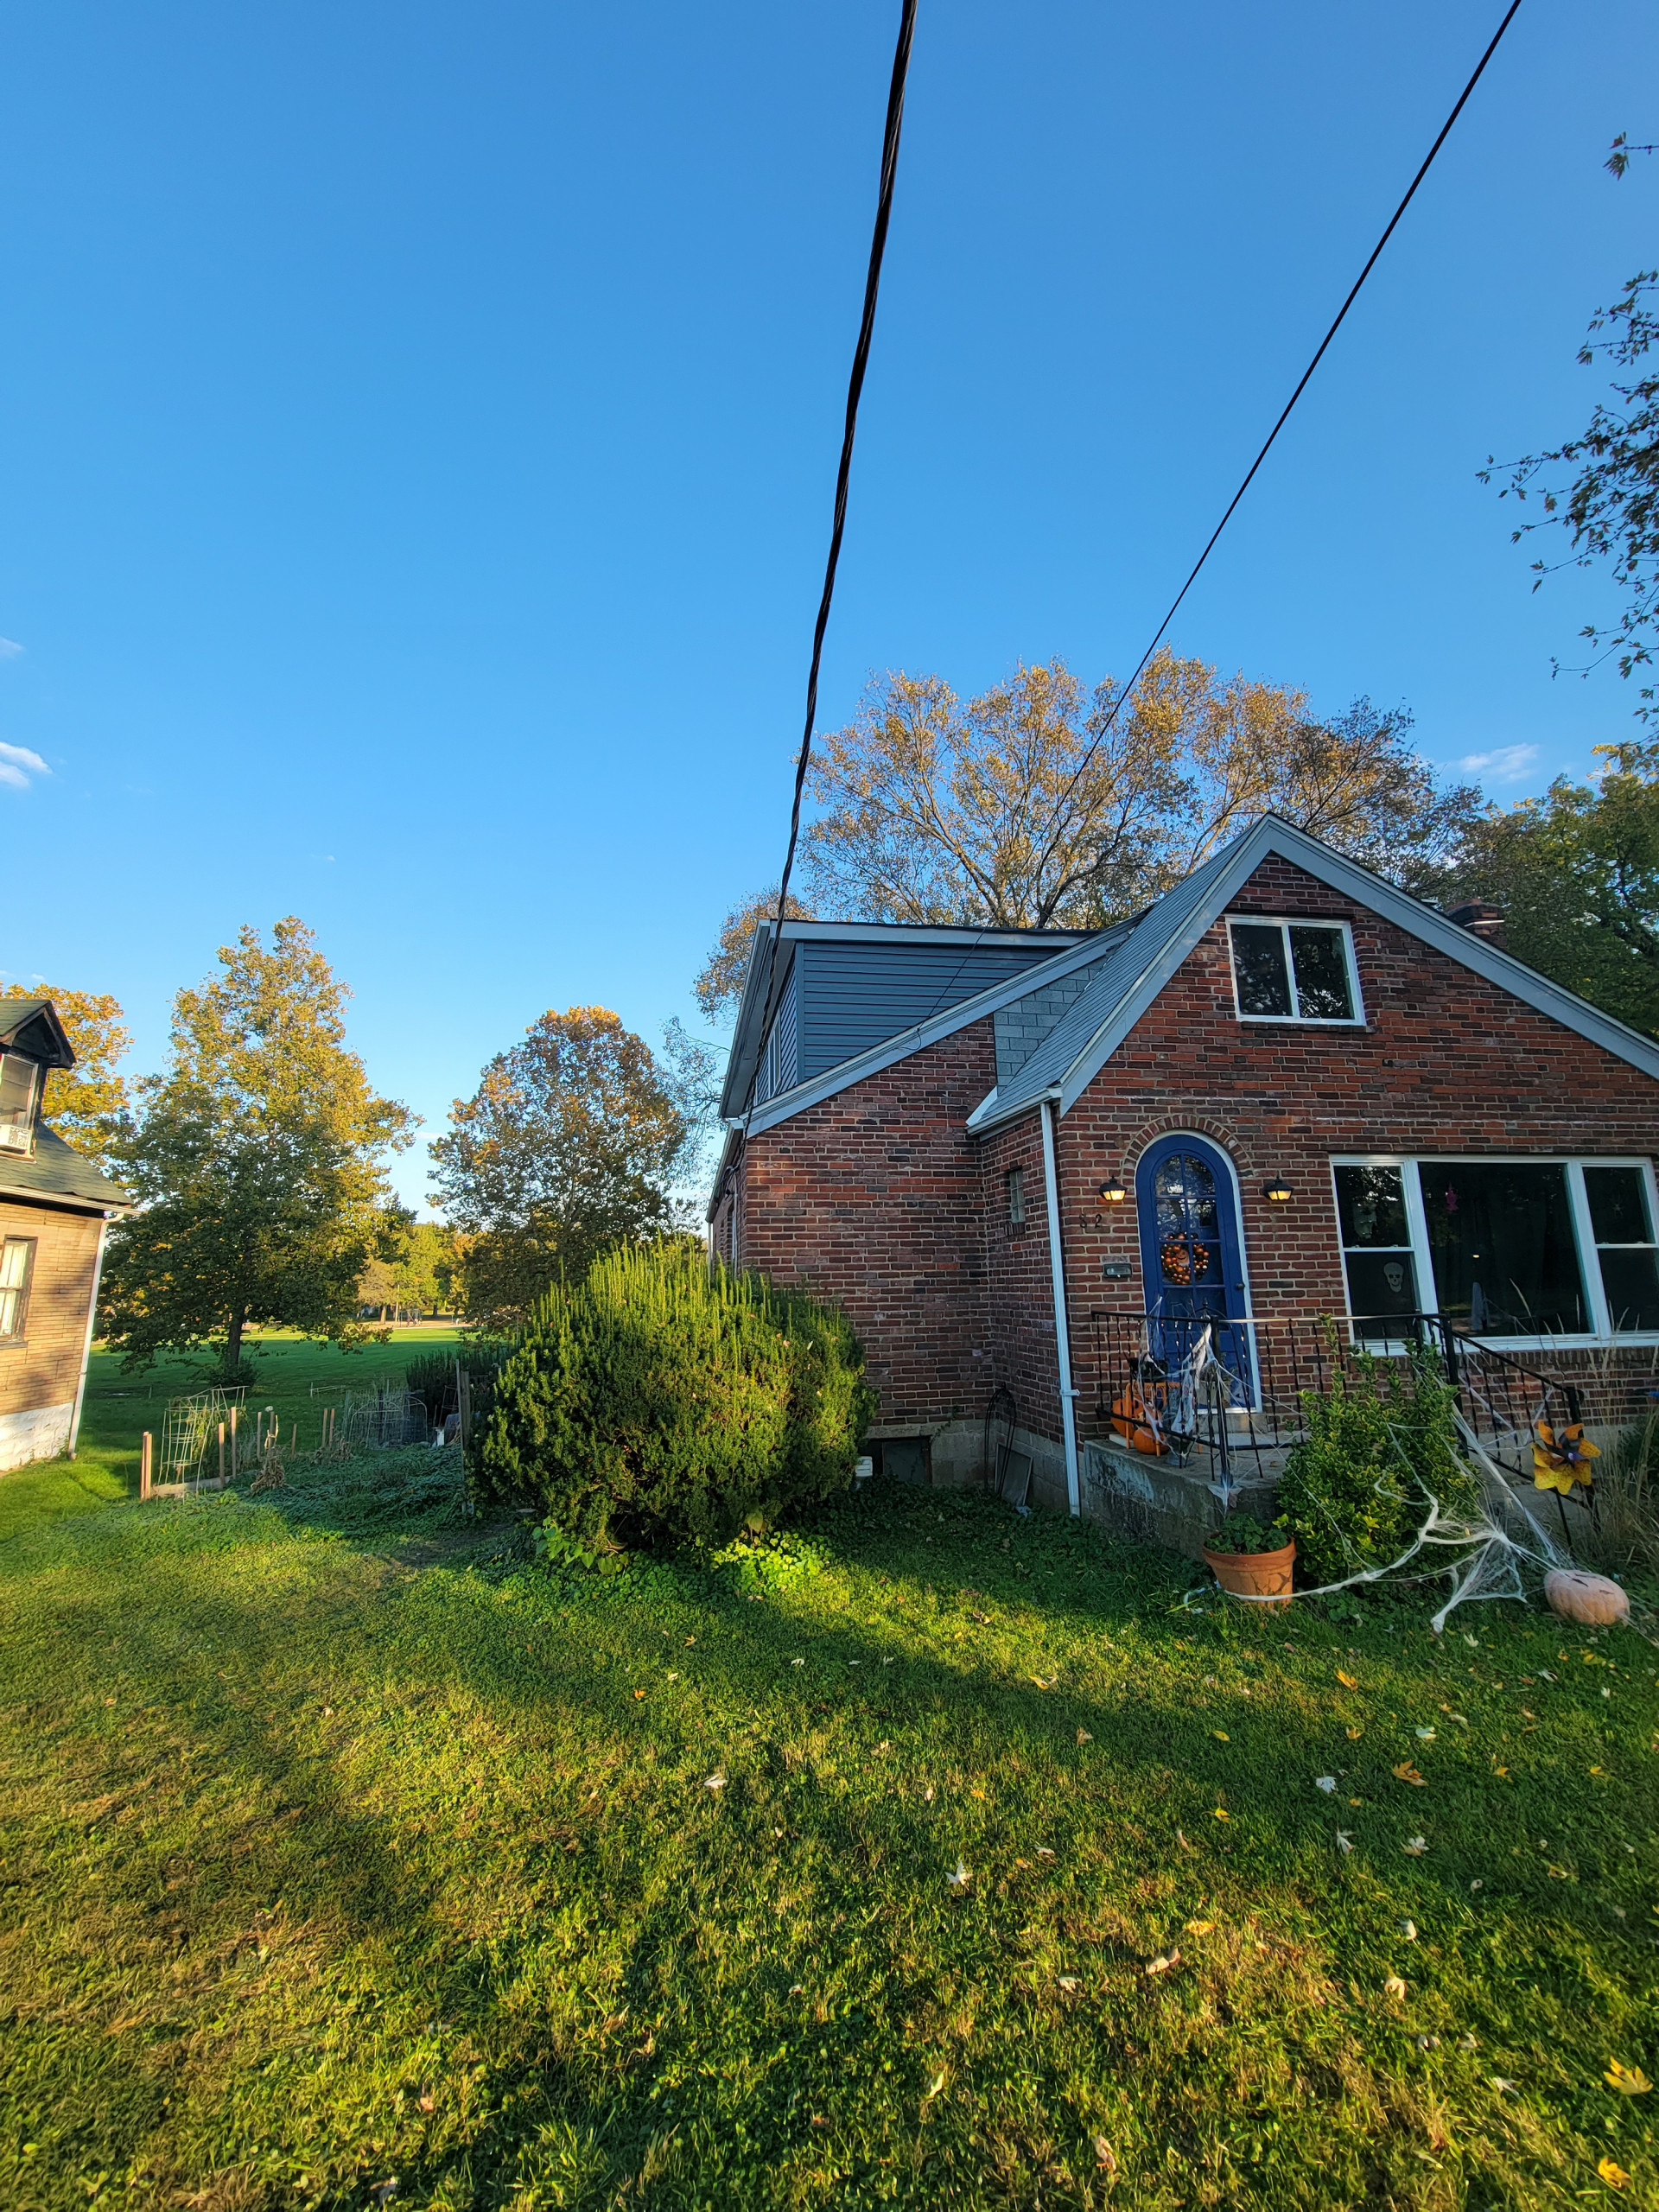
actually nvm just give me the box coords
[68,1213,111,1459]
[1039,1095,1081,1516]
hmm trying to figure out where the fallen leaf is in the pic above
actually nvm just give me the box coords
[1184,1918,1213,1935]
[1401,1918,1418,1942]
[1491,2075,1517,2094]
[666,1671,678,1681]
[1599,2153,1630,2190]
[1338,1670,1359,1688]
[1146,1949,1182,1976]
[1036,1846,1056,1859]
[703,1771,727,1792]
[1393,1762,1427,1788]
[969,1787,987,1801]
[1336,1830,1355,1853]
[1547,1865,1576,1883]
[1346,1726,1363,1740]
[1384,1975,1407,2000]
[1605,2059,1653,2095]
[632,1689,646,1700]
[1094,2137,1118,2173]
[1402,1835,1428,1855]
[417,2090,435,2113]
[1591,1764,1605,1776]
[1213,1808,1230,1821]
[1459,2033,1479,2050]
[1315,1776,1337,1793]
[1212,1730,1230,1742]
[945,1859,971,1892]
[1414,1727,1437,1741]
[1056,1975,1079,1992]
[925,2070,945,2101]
[1176,1829,1195,1852]
[1076,1729,1093,1745]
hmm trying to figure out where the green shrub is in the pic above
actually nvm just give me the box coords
[474,1242,876,1548]
[1275,1335,1478,1586]
[1207,1508,1288,1555]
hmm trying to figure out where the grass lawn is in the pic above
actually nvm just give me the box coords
[0,1453,1656,2210]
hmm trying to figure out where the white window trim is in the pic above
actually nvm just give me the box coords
[1329,1154,1659,1351]
[1227,916,1365,1027]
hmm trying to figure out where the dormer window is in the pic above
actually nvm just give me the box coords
[0,1053,40,1153]
[1229,918,1362,1024]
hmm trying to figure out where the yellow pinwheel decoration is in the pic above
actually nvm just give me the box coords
[1533,1417,1600,1496]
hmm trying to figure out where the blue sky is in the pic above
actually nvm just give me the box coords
[0,2,1653,1213]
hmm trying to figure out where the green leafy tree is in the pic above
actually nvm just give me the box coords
[1449,741,1659,1038]
[99,918,415,1377]
[430,1006,687,1330]
[1,983,130,1172]
[1483,140,1659,715]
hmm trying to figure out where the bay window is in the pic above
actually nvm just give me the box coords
[1331,1155,1659,1344]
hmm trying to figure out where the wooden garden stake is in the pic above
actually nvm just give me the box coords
[218,1421,226,1484]
[140,1431,152,1499]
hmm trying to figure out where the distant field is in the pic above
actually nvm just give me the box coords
[71,1328,472,1496]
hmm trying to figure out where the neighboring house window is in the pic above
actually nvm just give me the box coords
[1229,918,1360,1023]
[0,1237,35,1340]
[1007,1167,1025,1226]
[0,1054,38,1153]
[1329,1156,1659,1343]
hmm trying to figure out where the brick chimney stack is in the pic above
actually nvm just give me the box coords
[1446,899,1506,950]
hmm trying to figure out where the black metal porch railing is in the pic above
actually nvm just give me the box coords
[1083,1309,1584,1491]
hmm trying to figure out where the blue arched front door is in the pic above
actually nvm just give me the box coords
[1136,1135,1253,1397]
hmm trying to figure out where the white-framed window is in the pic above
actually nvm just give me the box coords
[0,1236,35,1340]
[1228,917,1363,1025]
[1329,1155,1659,1346]
[0,1054,39,1154]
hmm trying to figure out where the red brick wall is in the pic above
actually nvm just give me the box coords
[1058,855,1659,1431]
[730,1020,997,1427]
[978,1113,1064,1442]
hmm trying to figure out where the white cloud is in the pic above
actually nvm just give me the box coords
[0,742,49,792]
[0,640,22,659]
[1458,743,1539,782]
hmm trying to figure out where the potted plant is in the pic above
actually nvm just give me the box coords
[1201,1508,1296,1611]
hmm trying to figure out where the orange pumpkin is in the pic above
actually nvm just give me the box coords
[1543,1568,1629,1628]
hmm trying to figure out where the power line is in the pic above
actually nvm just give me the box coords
[740,0,918,1122]
[1019,0,1524,896]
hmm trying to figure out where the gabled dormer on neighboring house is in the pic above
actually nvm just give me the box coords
[0,998,75,1156]
[0,997,131,1473]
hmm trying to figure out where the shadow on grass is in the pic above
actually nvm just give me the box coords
[0,1470,1646,2209]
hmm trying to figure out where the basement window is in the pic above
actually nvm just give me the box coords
[0,1237,35,1340]
[1007,1166,1026,1226]
[1229,918,1360,1024]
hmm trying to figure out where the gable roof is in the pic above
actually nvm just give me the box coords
[967,814,1659,1134]
[0,998,75,1068]
[0,1124,131,1213]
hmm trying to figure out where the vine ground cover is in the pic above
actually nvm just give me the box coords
[0,1461,1656,2209]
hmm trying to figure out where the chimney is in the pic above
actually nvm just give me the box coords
[1446,899,1506,950]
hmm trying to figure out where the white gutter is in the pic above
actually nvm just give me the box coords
[1039,1095,1081,1516]
[68,1213,111,1459]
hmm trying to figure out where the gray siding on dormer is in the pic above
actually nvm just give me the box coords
[995,957,1109,1087]
[753,963,799,1109]
[793,938,1075,1084]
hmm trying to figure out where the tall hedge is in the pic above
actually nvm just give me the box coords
[474,1240,876,1547]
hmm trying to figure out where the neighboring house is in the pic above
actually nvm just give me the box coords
[0,999,131,1471]
[709,817,1659,1527]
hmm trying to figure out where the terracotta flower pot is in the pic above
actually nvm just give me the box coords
[1201,1536,1296,1610]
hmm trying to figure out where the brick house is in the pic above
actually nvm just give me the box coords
[708,817,1659,1529]
[0,999,131,1470]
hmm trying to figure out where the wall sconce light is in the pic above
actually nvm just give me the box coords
[1263,1177,1293,1204]
[1099,1178,1128,1204]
